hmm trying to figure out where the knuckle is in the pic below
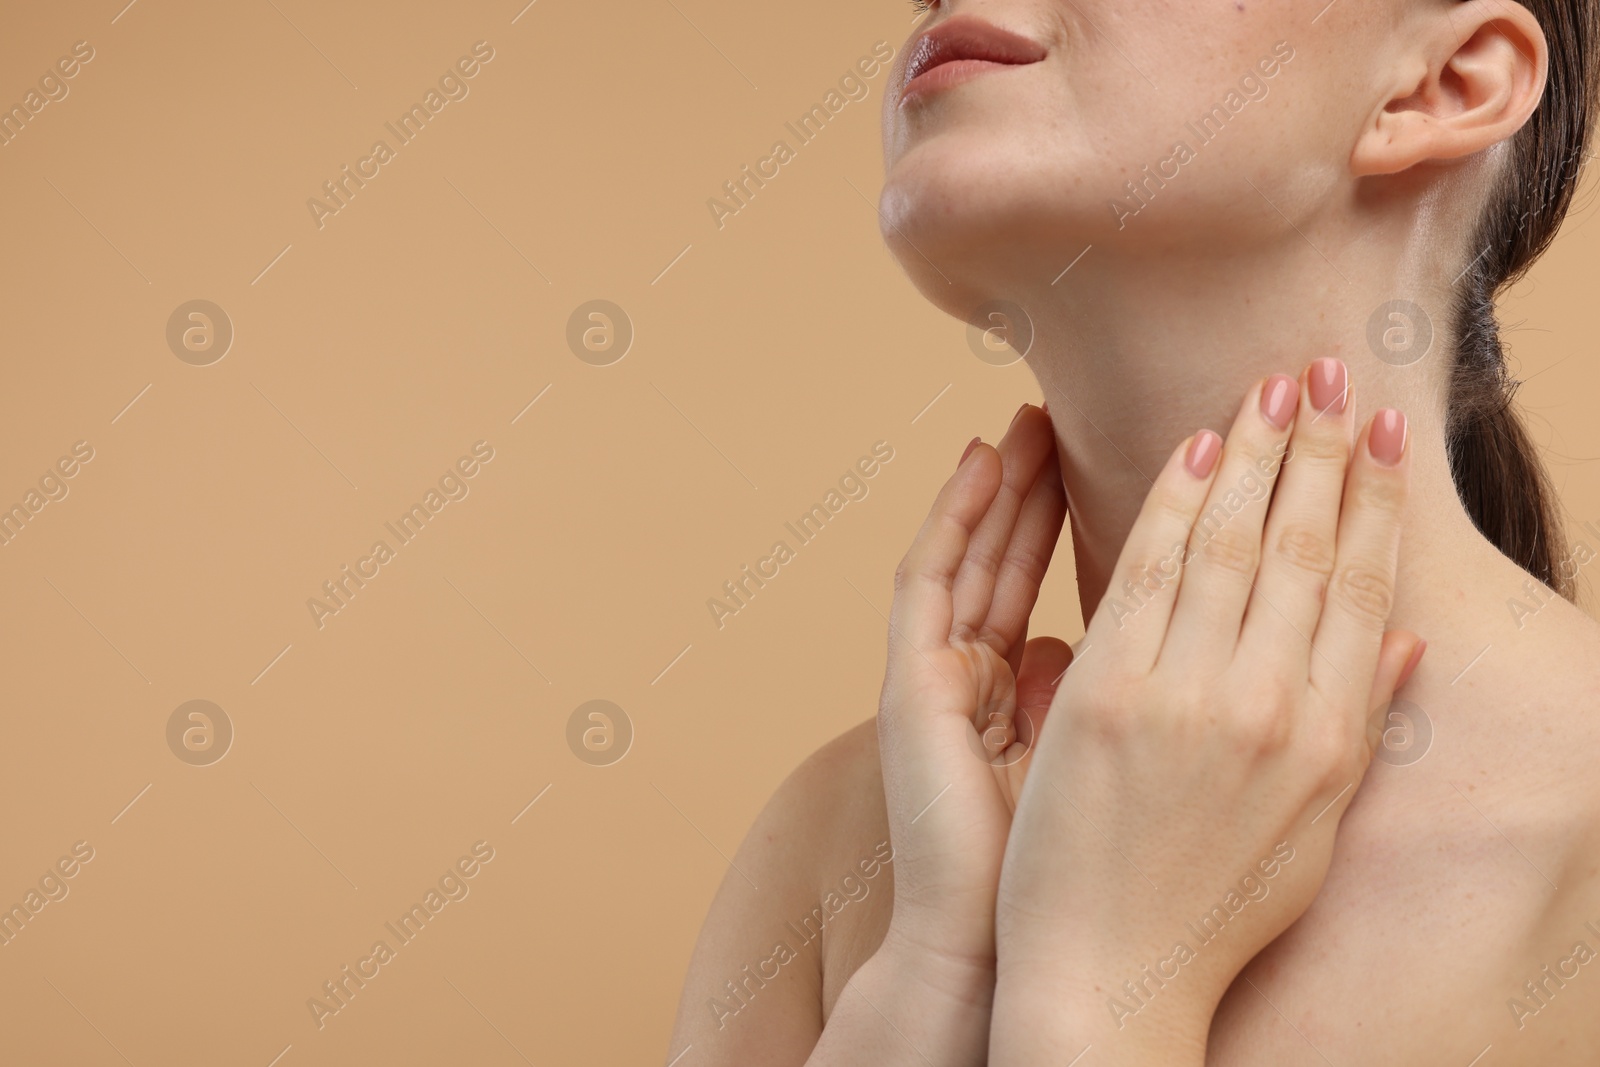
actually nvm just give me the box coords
[962,537,1005,579]
[1077,674,1140,738]
[892,555,914,594]
[1163,679,1207,715]
[1287,432,1350,468]
[1272,523,1337,580]
[1193,525,1260,578]
[1347,467,1407,515]
[1302,720,1364,780]
[1331,563,1396,624]
[1079,703,1131,743]
[1148,488,1198,531]
[892,554,938,598]
[1089,669,1136,707]
[1118,553,1180,602]
[1222,711,1294,758]
[1002,538,1053,586]
[1225,682,1296,753]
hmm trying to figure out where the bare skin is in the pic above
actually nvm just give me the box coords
[669,501,1600,1065]
[669,409,1600,1067]
[669,0,1600,1061]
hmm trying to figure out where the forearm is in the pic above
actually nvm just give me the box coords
[805,937,995,1067]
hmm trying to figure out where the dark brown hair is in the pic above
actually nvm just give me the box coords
[1451,0,1600,598]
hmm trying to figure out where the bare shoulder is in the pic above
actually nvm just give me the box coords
[1212,593,1600,1065]
[1481,597,1600,1061]
[666,718,893,1066]
[1495,594,1600,813]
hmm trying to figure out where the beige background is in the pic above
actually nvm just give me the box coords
[0,1,1597,1064]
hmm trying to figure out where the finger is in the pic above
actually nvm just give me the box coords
[1239,358,1358,677]
[1002,637,1075,803]
[1161,374,1301,668]
[1309,408,1411,701]
[1082,428,1224,672]
[950,406,1058,641]
[1361,631,1425,768]
[1006,617,1030,679]
[982,635,1072,762]
[1015,635,1074,717]
[1301,629,1417,837]
[1367,630,1425,719]
[887,438,1004,653]
[983,437,1068,659]
[1394,636,1427,692]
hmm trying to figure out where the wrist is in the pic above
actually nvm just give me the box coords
[990,957,1214,1066]
[875,920,997,1016]
[818,934,993,1067]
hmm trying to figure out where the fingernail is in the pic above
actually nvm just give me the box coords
[1397,638,1427,689]
[1308,358,1348,415]
[1185,430,1222,478]
[1041,401,1050,414]
[1260,374,1298,430]
[1369,409,1407,466]
[960,436,981,467]
[1011,402,1029,426]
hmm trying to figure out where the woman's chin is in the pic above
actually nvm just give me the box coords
[879,173,1093,320]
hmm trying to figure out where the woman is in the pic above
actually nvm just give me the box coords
[670,0,1600,1062]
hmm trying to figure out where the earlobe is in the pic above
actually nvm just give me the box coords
[1350,0,1546,178]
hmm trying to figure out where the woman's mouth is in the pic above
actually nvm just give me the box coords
[899,14,1048,106]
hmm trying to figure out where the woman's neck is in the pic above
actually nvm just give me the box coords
[1015,234,1510,637]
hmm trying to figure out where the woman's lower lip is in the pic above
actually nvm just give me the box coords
[900,58,1030,105]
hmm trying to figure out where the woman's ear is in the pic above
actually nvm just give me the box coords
[1351,0,1547,177]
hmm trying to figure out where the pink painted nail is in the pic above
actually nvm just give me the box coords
[960,437,981,467]
[1260,374,1299,430]
[1185,430,1222,478]
[1369,409,1407,466]
[1308,358,1348,415]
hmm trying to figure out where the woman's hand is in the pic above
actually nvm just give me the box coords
[992,361,1423,1064]
[872,404,1071,995]
[807,405,1070,1067]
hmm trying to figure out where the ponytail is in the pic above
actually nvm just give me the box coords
[1447,0,1600,599]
